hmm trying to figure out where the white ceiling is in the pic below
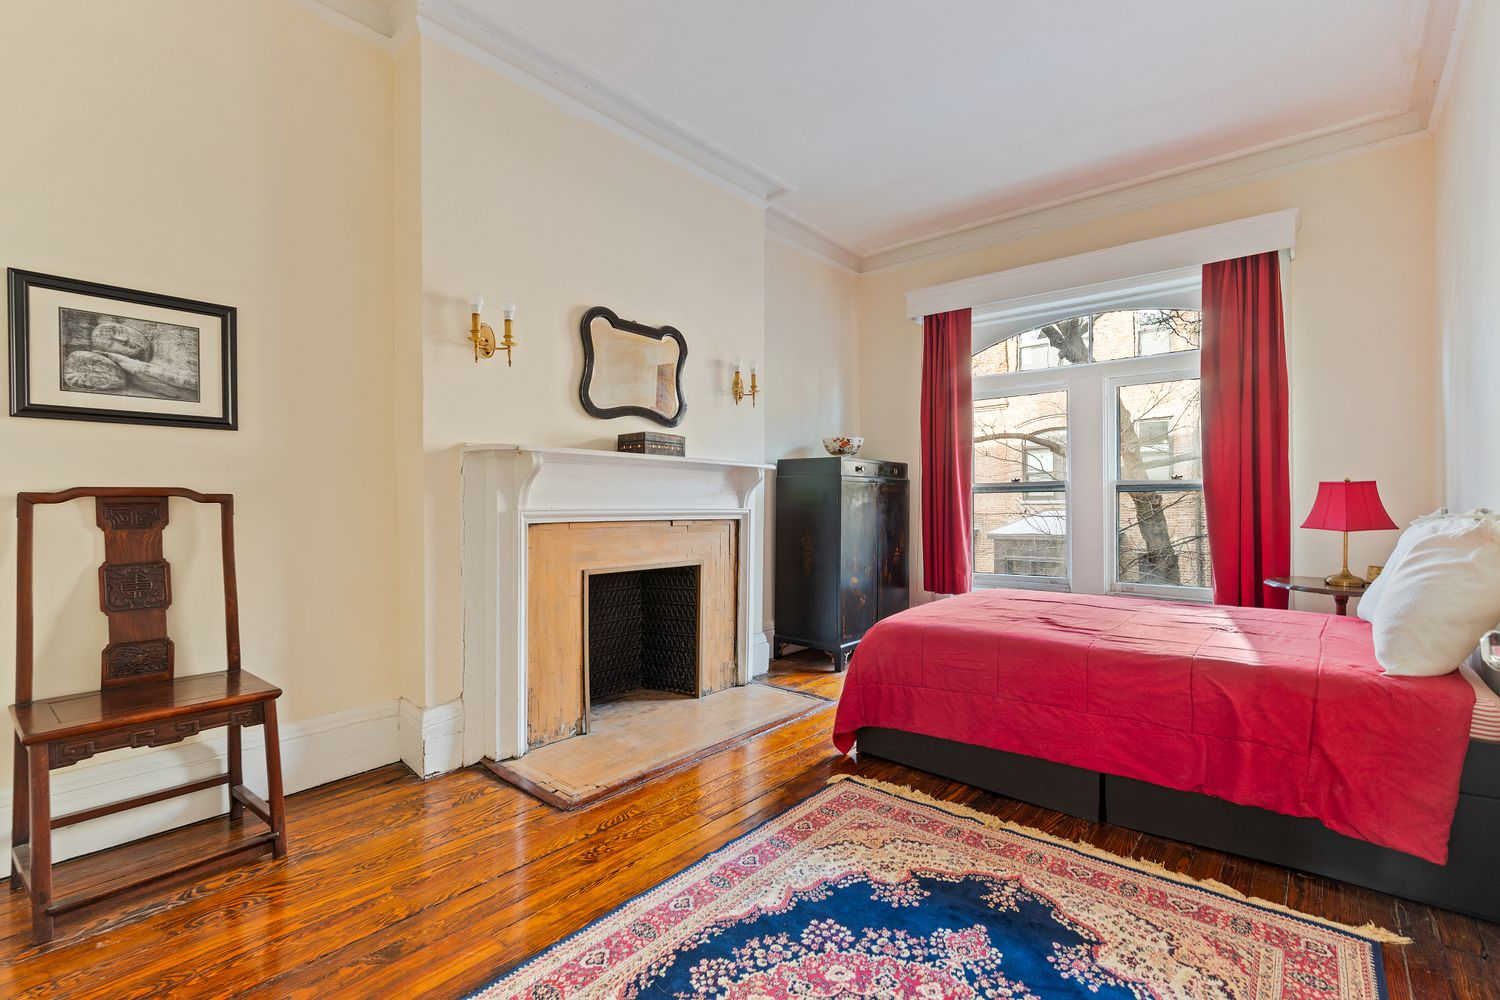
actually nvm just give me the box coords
[332,0,1462,268]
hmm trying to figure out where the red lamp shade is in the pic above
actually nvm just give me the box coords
[1301,480,1399,533]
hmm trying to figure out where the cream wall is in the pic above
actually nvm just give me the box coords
[411,37,768,707]
[856,140,1441,605]
[0,0,399,823]
[763,237,860,633]
[1435,0,1500,511]
[393,38,429,712]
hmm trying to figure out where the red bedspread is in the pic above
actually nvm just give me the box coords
[832,589,1476,863]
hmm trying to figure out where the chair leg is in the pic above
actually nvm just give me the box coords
[262,701,288,860]
[227,722,244,821]
[28,746,53,944]
[10,733,27,891]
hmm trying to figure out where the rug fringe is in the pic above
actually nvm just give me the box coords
[826,773,1411,945]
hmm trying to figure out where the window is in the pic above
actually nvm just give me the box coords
[972,308,1210,599]
[972,391,1068,583]
[972,317,1091,376]
[1113,379,1209,592]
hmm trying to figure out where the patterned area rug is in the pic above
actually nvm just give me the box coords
[470,776,1403,999]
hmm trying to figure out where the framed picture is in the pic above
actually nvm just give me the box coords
[8,268,237,430]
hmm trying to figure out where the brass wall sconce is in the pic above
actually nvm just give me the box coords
[468,295,517,366]
[731,360,760,406]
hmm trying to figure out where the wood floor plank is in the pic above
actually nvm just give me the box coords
[1437,909,1491,956]
[1,657,1494,999]
[1478,916,1500,960]
[1397,899,1462,1000]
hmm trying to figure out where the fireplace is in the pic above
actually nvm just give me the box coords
[460,445,771,764]
[585,564,701,706]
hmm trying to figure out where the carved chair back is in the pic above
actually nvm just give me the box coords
[14,487,240,707]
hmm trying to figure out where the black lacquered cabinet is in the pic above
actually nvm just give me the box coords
[773,457,909,670]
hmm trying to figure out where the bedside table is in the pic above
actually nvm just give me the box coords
[1264,575,1367,616]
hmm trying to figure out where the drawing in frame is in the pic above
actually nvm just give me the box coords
[8,268,237,430]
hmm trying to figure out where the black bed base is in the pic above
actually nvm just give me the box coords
[857,726,1500,924]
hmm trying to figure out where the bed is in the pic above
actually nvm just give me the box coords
[832,589,1500,922]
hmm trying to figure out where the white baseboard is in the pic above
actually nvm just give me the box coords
[398,697,465,778]
[752,628,773,677]
[1,700,401,864]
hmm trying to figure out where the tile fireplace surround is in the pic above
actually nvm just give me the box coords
[461,445,772,764]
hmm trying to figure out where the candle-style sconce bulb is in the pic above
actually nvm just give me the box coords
[499,302,517,366]
[466,295,517,366]
[731,360,760,406]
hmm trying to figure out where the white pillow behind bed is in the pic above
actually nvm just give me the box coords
[1358,508,1453,624]
[1373,517,1500,676]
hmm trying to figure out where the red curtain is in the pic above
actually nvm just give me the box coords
[1202,252,1291,608]
[920,308,974,595]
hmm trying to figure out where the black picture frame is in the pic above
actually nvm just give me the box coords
[578,305,687,428]
[8,268,237,430]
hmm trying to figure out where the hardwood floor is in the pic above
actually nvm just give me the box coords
[3,653,1497,999]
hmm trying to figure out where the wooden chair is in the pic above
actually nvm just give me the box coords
[8,488,286,944]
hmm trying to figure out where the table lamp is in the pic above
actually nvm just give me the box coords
[1301,478,1399,589]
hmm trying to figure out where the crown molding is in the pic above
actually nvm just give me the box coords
[765,207,862,274]
[776,110,1426,276]
[300,0,1459,278]
[1429,0,1473,127]
[415,0,791,206]
[299,0,791,205]
[859,112,1423,275]
[292,0,405,45]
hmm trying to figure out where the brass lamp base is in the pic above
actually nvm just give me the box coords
[1324,568,1367,589]
[1323,529,1368,589]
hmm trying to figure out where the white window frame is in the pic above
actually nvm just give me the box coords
[972,376,1073,593]
[1104,360,1210,602]
[973,331,1207,600]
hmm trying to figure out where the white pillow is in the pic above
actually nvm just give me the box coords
[1357,508,1449,624]
[1359,507,1498,623]
[1373,517,1500,676]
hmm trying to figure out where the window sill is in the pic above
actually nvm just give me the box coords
[1108,585,1213,603]
[973,575,1072,594]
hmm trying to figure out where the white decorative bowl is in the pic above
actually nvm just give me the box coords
[822,436,864,456]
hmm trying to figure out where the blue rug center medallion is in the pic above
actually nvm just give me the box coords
[636,870,1146,998]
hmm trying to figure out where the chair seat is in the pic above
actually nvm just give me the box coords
[10,670,281,747]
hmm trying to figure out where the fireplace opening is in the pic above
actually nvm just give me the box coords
[586,564,700,705]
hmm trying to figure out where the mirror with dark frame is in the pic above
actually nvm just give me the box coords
[578,306,687,427]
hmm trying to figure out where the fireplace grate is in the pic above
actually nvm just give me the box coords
[587,565,699,703]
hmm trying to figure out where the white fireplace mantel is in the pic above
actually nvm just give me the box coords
[460,444,773,763]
